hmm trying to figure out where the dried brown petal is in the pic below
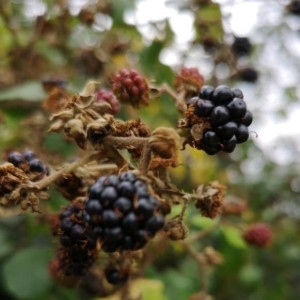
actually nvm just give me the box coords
[195,181,225,218]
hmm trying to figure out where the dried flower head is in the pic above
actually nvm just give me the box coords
[149,127,181,159]
[174,67,204,94]
[195,181,225,218]
[164,219,189,240]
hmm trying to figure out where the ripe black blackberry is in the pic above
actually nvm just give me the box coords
[231,37,252,57]
[286,1,300,16]
[7,150,49,176]
[104,266,129,285]
[55,202,97,277]
[84,171,165,253]
[186,85,253,155]
[237,67,259,83]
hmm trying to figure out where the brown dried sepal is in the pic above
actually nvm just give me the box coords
[178,104,211,149]
[87,116,114,146]
[55,172,86,200]
[149,127,180,159]
[43,87,70,113]
[195,181,225,219]
[0,163,28,197]
[222,197,247,215]
[164,219,189,240]
[64,118,87,149]
[113,119,151,138]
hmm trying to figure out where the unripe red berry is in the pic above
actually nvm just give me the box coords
[174,67,204,93]
[243,223,273,248]
[110,69,149,108]
[94,89,120,115]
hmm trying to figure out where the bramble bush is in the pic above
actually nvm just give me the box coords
[1,1,300,300]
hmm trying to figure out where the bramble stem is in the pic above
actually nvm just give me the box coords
[138,143,152,175]
[30,151,100,190]
[103,135,148,149]
[159,83,187,113]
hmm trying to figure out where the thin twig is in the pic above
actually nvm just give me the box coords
[138,143,152,175]
[29,151,99,190]
[159,83,187,112]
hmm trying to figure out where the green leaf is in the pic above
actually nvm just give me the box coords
[0,229,13,259]
[190,215,217,229]
[221,226,247,250]
[98,279,167,300]
[0,81,45,101]
[3,246,53,299]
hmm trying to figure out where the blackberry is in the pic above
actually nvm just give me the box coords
[55,201,98,277]
[104,267,129,285]
[286,1,300,16]
[22,150,36,161]
[29,158,47,173]
[238,67,259,83]
[231,37,252,57]
[185,84,253,154]
[7,151,25,166]
[84,171,165,252]
[7,150,49,176]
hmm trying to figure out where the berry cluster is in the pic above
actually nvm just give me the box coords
[94,89,121,115]
[55,202,97,276]
[110,69,149,107]
[7,150,49,176]
[84,171,165,253]
[243,223,273,248]
[188,85,252,155]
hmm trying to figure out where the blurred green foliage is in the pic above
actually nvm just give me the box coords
[1,0,300,300]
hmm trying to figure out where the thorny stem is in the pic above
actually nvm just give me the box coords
[29,151,100,190]
[159,83,187,113]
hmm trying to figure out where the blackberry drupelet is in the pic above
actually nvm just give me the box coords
[84,171,165,253]
[187,85,252,154]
